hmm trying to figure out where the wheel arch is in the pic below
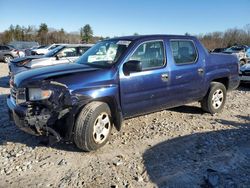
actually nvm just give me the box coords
[73,96,123,135]
[211,77,229,90]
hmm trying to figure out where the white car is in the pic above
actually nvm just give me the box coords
[31,44,64,55]
[9,44,93,75]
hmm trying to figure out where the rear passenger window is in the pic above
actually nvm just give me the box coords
[170,40,197,64]
[129,41,165,70]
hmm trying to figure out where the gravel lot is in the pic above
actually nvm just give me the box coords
[0,63,249,188]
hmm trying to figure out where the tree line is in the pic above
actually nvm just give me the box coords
[0,23,250,50]
[0,23,100,45]
[195,24,250,50]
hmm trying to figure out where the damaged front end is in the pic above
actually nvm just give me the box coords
[8,80,76,143]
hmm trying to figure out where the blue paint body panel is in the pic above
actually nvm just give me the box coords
[7,35,240,137]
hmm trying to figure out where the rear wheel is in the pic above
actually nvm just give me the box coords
[74,102,112,151]
[201,82,227,114]
[3,55,13,63]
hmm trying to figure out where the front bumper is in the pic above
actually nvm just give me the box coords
[7,95,67,141]
[7,96,38,135]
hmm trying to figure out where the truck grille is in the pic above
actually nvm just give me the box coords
[11,87,17,103]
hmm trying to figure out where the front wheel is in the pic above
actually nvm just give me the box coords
[74,102,112,151]
[201,82,227,114]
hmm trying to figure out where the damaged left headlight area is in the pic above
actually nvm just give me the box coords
[11,80,74,142]
[11,87,27,105]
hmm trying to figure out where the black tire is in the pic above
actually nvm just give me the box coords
[240,60,246,66]
[74,101,112,151]
[3,55,13,63]
[201,82,227,114]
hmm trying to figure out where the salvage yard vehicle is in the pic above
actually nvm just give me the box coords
[223,45,250,66]
[8,41,39,57]
[7,35,240,151]
[9,44,93,76]
[31,44,62,55]
[239,63,250,82]
[0,45,21,63]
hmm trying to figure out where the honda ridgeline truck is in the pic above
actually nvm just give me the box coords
[7,35,240,151]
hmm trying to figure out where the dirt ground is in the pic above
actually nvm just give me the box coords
[0,63,249,188]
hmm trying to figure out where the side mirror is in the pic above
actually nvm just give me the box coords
[123,60,142,75]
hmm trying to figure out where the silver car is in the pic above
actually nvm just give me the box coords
[0,45,20,63]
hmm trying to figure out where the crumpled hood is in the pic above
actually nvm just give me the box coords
[14,63,101,87]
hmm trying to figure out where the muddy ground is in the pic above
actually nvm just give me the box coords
[0,63,249,188]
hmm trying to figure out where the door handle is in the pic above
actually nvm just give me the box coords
[161,73,169,81]
[198,68,204,75]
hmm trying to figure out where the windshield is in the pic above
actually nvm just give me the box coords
[44,46,64,57]
[76,39,131,67]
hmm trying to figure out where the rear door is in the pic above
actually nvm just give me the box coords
[119,40,171,117]
[168,39,205,103]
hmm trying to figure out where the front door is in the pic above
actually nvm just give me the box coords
[119,40,170,117]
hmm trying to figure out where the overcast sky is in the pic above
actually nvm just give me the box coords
[0,0,249,37]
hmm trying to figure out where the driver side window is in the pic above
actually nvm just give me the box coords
[129,41,165,70]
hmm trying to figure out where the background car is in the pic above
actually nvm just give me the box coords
[8,41,39,57]
[31,44,63,55]
[25,45,47,56]
[211,48,227,53]
[0,45,20,63]
[239,63,250,82]
[223,45,250,65]
[9,43,93,75]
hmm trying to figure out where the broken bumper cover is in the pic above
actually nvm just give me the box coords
[7,96,38,135]
[7,95,63,141]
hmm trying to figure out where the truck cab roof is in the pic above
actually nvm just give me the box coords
[111,34,198,42]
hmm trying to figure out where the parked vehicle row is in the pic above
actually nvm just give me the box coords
[7,35,240,151]
[9,44,93,76]
[0,41,93,64]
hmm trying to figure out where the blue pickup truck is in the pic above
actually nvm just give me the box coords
[7,35,240,151]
